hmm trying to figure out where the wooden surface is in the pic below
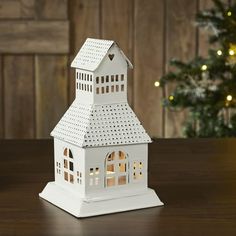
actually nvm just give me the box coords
[1,139,236,236]
[0,0,226,138]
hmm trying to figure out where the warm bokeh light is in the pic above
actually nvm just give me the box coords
[217,50,222,55]
[229,49,235,56]
[154,81,160,87]
[226,95,233,101]
[169,95,174,101]
[227,11,232,16]
[201,64,207,71]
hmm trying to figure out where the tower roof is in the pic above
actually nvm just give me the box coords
[71,38,133,71]
[51,101,151,147]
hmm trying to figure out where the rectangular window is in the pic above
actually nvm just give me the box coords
[79,83,81,90]
[106,75,109,83]
[118,176,126,185]
[79,73,81,80]
[95,177,99,185]
[106,86,109,93]
[116,85,119,92]
[87,84,89,91]
[119,163,126,172]
[90,168,94,175]
[107,164,115,174]
[101,76,104,83]
[111,85,114,92]
[90,75,92,81]
[90,85,92,92]
[76,82,78,89]
[96,77,99,84]
[87,74,89,81]
[69,161,73,171]
[95,167,99,175]
[106,176,115,187]
[111,75,114,82]
[121,84,124,91]
[121,74,124,81]
[84,84,87,91]
[81,73,83,81]
[64,159,68,168]
[115,75,119,81]
[96,87,99,94]
[70,174,74,183]
[101,87,105,94]
[81,84,84,90]
[64,172,68,181]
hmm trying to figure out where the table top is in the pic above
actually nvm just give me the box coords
[1,139,236,236]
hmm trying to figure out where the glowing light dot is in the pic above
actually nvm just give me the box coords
[227,11,232,16]
[201,64,207,71]
[226,95,233,101]
[217,50,222,56]
[229,49,235,56]
[169,95,174,101]
[154,81,160,87]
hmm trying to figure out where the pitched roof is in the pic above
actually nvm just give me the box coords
[51,101,151,147]
[71,38,133,71]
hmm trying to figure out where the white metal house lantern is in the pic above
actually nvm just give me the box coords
[39,38,163,217]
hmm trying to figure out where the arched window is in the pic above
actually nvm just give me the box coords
[105,151,129,187]
[63,148,74,184]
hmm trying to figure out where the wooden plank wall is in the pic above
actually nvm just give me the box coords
[0,0,221,139]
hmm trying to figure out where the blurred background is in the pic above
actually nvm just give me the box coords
[0,0,215,139]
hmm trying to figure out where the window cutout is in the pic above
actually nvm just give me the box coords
[69,150,73,158]
[121,84,124,91]
[116,85,119,92]
[119,163,126,172]
[106,86,109,93]
[108,54,114,61]
[87,74,89,81]
[107,164,115,174]
[111,75,114,82]
[79,73,81,80]
[111,85,114,92]
[95,167,99,175]
[101,87,105,94]
[96,77,99,84]
[107,176,115,186]
[64,148,68,156]
[90,85,92,92]
[64,172,68,181]
[81,84,84,90]
[79,83,81,90]
[107,152,115,161]
[106,75,109,83]
[81,73,83,80]
[90,75,92,81]
[96,87,99,94]
[64,159,68,168]
[70,174,74,183]
[69,161,73,171]
[87,84,89,91]
[101,76,104,83]
[119,151,126,160]
[84,84,86,91]
[121,74,124,81]
[115,75,119,81]
[90,168,94,175]
[118,176,126,185]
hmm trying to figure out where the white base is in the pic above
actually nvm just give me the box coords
[39,182,164,218]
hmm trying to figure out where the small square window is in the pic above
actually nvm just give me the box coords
[106,176,115,187]
[101,76,104,83]
[90,168,94,175]
[64,159,68,169]
[118,176,126,185]
[121,84,124,91]
[107,164,114,174]
[106,86,109,93]
[64,172,68,181]
[96,87,99,94]
[115,75,119,81]
[116,85,119,92]
[106,75,109,82]
[69,161,73,171]
[70,174,74,183]
[96,77,99,84]
[111,75,114,82]
[121,74,124,81]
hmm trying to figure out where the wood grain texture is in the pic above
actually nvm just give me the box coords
[0,21,69,53]
[0,0,35,19]
[165,0,197,137]
[4,56,35,138]
[1,139,236,235]
[134,0,164,137]
[0,56,3,138]
[35,56,68,138]
[68,0,100,103]
[35,0,67,20]
[101,0,134,106]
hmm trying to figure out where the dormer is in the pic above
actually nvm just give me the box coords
[71,38,133,105]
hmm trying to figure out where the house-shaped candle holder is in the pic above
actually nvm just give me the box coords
[39,38,163,217]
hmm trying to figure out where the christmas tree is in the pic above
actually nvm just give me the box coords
[158,0,236,137]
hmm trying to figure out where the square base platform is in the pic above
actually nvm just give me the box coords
[39,182,164,218]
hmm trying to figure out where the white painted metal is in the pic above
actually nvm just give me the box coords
[40,38,163,218]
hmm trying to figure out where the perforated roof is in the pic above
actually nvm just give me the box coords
[71,38,133,71]
[51,101,151,147]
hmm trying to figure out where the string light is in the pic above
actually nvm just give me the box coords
[226,95,233,101]
[201,64,207,71]
[169,95,174,101]
[227,11,232,16]
[154,81,160,87]
[217,50,222,56]
[229,49,235,56]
